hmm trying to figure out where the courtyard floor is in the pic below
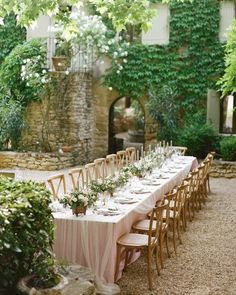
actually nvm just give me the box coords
[118,177,236,295]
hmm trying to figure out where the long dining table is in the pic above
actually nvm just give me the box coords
[52,156,198,293]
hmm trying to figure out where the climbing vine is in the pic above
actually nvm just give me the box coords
[104,0,225,120]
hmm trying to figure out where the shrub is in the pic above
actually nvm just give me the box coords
[0,177,57,291]
[176,115,218,159]
[219,136,236,161]
[0,98,25,150]
[0,38,48,105]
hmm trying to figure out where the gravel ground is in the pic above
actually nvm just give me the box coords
[118,178,236,295]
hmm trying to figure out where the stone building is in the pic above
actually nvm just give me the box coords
[0,1,235,170]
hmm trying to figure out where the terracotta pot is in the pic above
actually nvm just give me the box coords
[61,145,73,153]
[72,206,87,216]
[52,56,70,71]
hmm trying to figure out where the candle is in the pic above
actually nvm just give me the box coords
[137,149,140,161]
[141,145,144,159]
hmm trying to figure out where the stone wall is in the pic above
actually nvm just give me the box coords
[0,151,79,171]
[210,160,236,178]
[3,72,159,171]
[92,81,158,159]
[20,72,93,165]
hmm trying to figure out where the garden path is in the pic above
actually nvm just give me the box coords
[118,178,236,295]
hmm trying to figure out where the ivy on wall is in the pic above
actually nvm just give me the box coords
[104,0,225,118]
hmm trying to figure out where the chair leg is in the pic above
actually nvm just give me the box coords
[173,221,177,255]
[177,219,182,245]
[155,246,161,276]
[159,234,164,269]
[207,174,211,193]
[187,200,192,222]
[147,249,153,290]
[165,232,171,258]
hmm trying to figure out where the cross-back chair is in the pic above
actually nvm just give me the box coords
[125,147,136,164]
[133,198,170,270]
[84,162,97,186]
[182,174,194,225]
[0,172,15,179]
[47,173,67,200]
[163,183,188,255]
[115,202,168,290]
[196,163,206,209]
[116,150,127,169]
[172,146,188,156]
[68,167,85,190]
[94,158,107,181]
[106,154,117,177]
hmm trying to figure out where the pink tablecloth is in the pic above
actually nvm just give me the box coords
[53,156,198,291]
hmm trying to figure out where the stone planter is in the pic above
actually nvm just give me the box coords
[18,274,68,295]
[17,265,96,295]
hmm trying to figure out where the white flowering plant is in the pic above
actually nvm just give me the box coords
[51,12,129,72]
[21,56,50,89]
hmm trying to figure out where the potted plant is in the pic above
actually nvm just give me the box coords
[0,177,63,294]
[52,38,72,71]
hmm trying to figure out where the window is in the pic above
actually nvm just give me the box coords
[220,94,236,134]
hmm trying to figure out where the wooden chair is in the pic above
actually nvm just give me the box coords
[106,154,117,177]
[163,184,188,255]
[115,203,167,290]
[116,150,127,169]
[196,163,207,209]
[68,167,85,190]
[133,199,170,270]
[84,162,97,186]
[94,158,107,181]
[181,174,194,225]
[0,171,15,179]
[172,146,187,156]
[125,147,136,164]
[47,173,67,200]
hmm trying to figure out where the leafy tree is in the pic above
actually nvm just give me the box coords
[0,12,26,64]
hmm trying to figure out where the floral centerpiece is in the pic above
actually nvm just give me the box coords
[104,176,117,196]
[60,190,97,216]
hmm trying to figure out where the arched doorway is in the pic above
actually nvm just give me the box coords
[108,97,145,153]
